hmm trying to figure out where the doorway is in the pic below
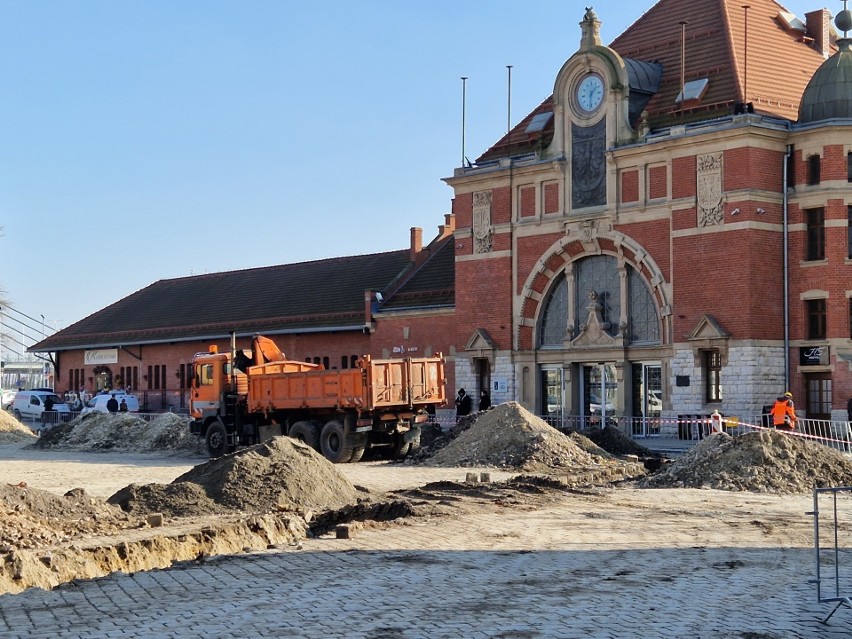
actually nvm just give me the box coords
[805,373,832,421]
[540,367,564,428]
[582,363,616,428]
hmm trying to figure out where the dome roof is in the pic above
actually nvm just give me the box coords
[799,8,852,124]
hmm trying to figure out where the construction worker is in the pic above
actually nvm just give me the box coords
[770,391,798,430]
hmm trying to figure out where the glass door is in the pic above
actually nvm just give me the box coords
[582,363,616,428]
[540,367,564,429]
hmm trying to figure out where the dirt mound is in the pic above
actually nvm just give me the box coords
[107,482,228,518]
[161,436,364,514]
[641,429,852,493]
[0,483,140,551]
[574,426,660,458]
[0,410,37,444]
[31,412,204,456]
[418,402,645,478]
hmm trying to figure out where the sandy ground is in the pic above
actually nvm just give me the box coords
[0,440,822,551]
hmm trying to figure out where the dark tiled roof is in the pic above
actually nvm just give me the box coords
[477,0,831,163]
[380,237,455,311]
[37,251,413,350]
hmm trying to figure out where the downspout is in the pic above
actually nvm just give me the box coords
[783,145,791,389]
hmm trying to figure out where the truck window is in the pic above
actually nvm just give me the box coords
[198,364,215,387]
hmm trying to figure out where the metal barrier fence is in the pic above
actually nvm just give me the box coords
[809,486,852,624]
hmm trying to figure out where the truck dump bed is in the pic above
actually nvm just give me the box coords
[246,355,445,413]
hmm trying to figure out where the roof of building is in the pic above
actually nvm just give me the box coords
[477,0,834,163]
[379,236,455,311]
[36,250,416,351]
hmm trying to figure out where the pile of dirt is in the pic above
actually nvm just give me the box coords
[0,410,38,444]
[32,412,204,456]
[110,436,365,516]
[417,402,646,479]
[0,483,141,552]
[640,429,852,493]
[572,425,660,459]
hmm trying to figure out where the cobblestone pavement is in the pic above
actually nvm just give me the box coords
[1,501,852,639]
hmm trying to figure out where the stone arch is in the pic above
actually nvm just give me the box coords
[515,229,670,350]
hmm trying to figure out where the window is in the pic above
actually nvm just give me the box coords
[198,364,214,386]
[704,350,722,403]
[537,256,660,347]
[848,206,852,259]
[341,356,349,369]
[350,355,358,368]
[847,152,851,182]
[806,298,827,340]
[807,154,821,185]
[806,208,825,261]
[849,298,852,339]
[322,357,329,370]
[539,275,568,347]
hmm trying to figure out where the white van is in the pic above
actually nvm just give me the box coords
[80,392,140,415]
[11,390,70,423]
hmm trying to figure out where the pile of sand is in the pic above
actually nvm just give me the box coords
[33,412,204,456]
[641,429,852,493]
[418,402,644,477]
[0,410,38,444]
[109,436,364,516]
[0,484,139,551]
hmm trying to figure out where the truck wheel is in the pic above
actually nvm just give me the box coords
[320,420,354,463]
[289,421,320,450]
[348,433,369,463]
[205,421,228,458]
[13,410,22,421]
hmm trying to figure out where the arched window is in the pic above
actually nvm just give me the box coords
[539,275,568,347]
[537,255,660,347]
[628,268,660,343]
[576,255,620,333]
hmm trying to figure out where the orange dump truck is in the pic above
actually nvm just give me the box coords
[189,335,446,462]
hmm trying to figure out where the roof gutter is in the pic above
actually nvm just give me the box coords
[29,324,369,353]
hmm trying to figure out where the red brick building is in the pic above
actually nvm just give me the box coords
[446,0,852,423]
[34,0,852,426]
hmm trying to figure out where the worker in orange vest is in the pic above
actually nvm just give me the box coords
[770,392,798,430]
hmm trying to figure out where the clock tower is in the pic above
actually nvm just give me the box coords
[551,7,640,212]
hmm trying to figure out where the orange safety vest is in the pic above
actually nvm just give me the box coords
[770,398,797,427]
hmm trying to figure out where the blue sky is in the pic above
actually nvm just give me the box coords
[0,0,820,348]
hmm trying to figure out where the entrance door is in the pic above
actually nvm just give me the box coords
[582,363,616,428]
[540,367,564,428]
[805,373,832,421]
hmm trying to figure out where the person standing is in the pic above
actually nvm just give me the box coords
[106,393,119,413]
[478,389,491,412]
[770,392,798,430]
[455,388,472,420]
[119,398,128,412]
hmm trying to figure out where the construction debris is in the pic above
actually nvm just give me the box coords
[640,429,852,493]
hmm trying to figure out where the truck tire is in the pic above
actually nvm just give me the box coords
[289,421,320,451]
[205,421,228,458]
[320,420,354,463]
[348,432,369,463]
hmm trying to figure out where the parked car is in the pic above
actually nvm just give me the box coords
[11,390,70,424]
[1,389,17,411]
[80,392,140,415]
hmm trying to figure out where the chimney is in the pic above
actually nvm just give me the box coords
[806,9,832,58]
[438,213,456,238]
[410,227,423,262]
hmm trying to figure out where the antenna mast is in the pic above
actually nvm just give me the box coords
[461,76,468,168]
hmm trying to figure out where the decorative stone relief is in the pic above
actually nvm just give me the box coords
[571,120,606,209]
[697,152,724,226]
[472,191,493,254]
[570,290,620,347]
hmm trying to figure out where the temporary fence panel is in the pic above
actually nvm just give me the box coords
[809,486,852,624]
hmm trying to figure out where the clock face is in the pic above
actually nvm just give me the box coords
[576,74,604,113]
